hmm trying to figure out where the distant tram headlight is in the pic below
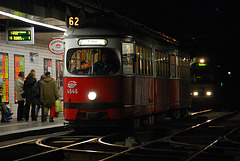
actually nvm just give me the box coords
[193,92,198,96]
[88,91,97,100]
[206,91,212,96]
[200,59,205,64]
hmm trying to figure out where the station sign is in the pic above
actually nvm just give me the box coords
[48,38,64,55]
[6,27,34,44]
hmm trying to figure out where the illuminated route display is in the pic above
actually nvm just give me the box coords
[6,27,34,44]
[8,30,31,41]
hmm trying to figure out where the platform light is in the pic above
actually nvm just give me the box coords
[88,91,97,101]
[206,91,212,96]
[193,92,198,96]
[0,10,67,32]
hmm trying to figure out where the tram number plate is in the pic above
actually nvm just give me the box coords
[67,89,78,94]
[86,112,98,118]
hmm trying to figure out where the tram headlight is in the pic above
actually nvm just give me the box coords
[193,92,198,96]
[206,91,212,96]
[88,91,97,101]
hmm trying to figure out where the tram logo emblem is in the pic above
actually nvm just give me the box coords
[68,81,77,88]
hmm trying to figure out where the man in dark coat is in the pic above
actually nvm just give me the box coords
[33,75,46,121]
[40,72,59,122]
[93,53,114,75]
[23,72,37,121]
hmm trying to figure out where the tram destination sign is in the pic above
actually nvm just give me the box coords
[6,27,34,44]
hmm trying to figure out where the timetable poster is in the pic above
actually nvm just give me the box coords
[44,58,52,74]
[0,53,9,102]
[14,55,24,102]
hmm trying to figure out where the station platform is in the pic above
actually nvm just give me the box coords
[0,113,65,138]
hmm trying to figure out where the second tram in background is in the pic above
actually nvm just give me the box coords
[191,57,224,109]
[63,14,191,128]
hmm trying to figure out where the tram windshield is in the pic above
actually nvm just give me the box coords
[67,48,120,75]
[191,67,216,84]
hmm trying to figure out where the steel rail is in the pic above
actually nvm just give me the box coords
[100,111,238,161]
[15,137,98,161]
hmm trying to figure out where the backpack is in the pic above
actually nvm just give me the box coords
[32,81,40,98]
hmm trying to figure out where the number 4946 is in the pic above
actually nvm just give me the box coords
[67,89,78,94]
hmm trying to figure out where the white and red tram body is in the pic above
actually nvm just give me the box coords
[63,22,191,126]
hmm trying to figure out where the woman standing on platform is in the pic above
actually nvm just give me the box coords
[14,71,25,121]
[23,71,37,121]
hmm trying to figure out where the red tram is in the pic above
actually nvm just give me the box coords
[63,19,191,128]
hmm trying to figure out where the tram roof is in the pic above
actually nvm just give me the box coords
[64,16,179,46]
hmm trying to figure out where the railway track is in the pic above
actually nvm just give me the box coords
[1,110,239,161]
[101,111,240,161]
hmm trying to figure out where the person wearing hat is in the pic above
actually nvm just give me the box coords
[40,72,59,122]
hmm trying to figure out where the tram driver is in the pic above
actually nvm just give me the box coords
[93,53,114,75]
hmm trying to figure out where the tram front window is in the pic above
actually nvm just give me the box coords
[191,68,215,84]
[67,48,119,75]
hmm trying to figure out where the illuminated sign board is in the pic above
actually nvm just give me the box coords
[78,39,107,46]
[6,27,34,44]
[67,16,80,27]
[197,63,208,67]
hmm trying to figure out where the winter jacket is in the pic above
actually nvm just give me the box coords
[14,77,25,101]
[23,78,36,104]
[32,79,44,105]
[40,77,59,107]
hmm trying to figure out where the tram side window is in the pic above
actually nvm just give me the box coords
[139,46,143,75]
[142,47,146,75]
[183,58,190,80]
[147,48,153,76]
[178,57,183,78]
[67,48,120,75]
[156,51,161,77]
[171,55,176,78]
[164,52,170,77]
[155,50,169,77]
[122,43,134,75]
[155,51,160,76]
[177,57,190,80]
[136,45,143,75]
[162,53,167,77]
[135,46,140,75]
[135,45,153,76]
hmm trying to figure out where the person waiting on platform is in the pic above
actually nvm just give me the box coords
[23,71,37,121]
[40,72,59,122]
[93,53,114,75]
[33,75,46,122]
[14,71,25,121]
[0,87,13,122]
